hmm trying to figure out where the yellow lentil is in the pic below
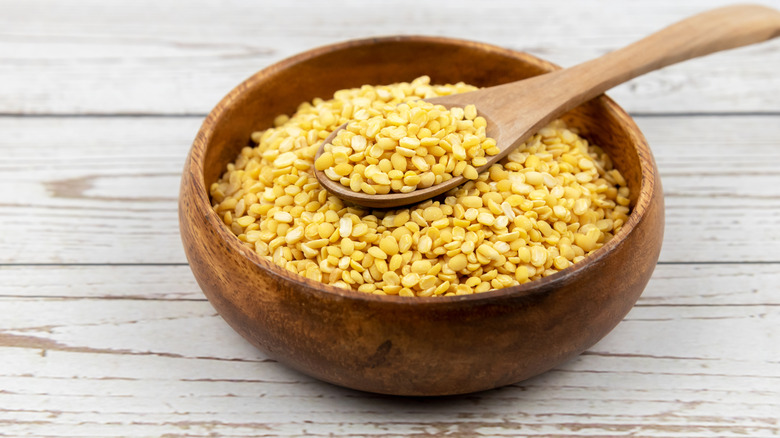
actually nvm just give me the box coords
[211,76,630,297]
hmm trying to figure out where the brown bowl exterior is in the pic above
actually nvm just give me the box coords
[179,36,664,396]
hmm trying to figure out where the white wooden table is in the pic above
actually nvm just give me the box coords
[2,1,779,436]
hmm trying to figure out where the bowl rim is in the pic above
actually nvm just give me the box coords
[185,35,658,306]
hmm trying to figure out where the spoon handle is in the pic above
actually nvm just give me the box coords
[557,4,780,104]
[476,4,780,143]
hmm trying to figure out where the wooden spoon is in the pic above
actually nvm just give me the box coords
[315,4,780,209]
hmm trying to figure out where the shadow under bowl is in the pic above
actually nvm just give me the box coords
[179,36,664,396]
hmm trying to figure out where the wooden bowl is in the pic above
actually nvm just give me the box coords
[179,36,664,396]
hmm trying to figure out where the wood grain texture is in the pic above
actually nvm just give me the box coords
[1,264,777,434]
[0,300,777,436]
[1,0,779,115]
[0,265,200,300]
[3,350,776,437]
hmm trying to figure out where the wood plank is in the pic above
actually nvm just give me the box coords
[1,115,778,264]
[638,116,780,263]
[0,0,779,115]
[0,301,777,436]
[2,297,776,363]
[0,116,780,264]
[1,263,778,306]
[0,117,196,264]
[0,265,201,300]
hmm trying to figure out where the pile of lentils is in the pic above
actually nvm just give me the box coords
[210,76,631,297]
